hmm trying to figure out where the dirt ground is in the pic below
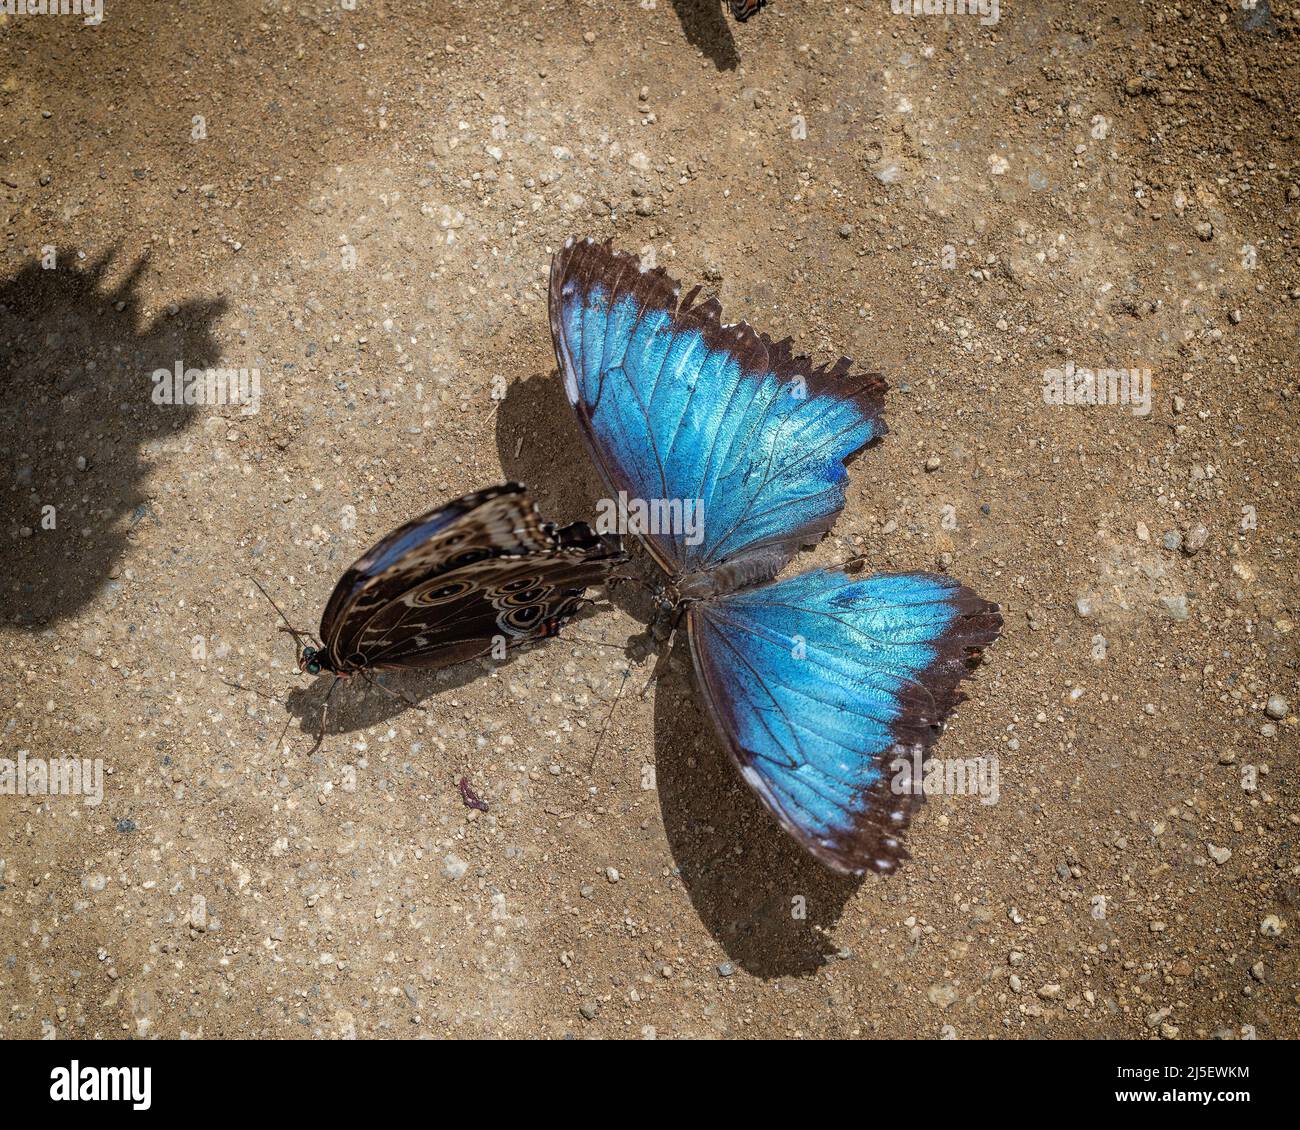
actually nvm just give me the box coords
[1,0,1296,1040]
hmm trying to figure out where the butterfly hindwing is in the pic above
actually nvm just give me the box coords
[320,483,625,671]
[549,237,886,586]
[685,568,1002,875]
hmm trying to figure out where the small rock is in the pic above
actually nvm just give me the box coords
[1162,530,1182,552]
[1207,843,1232,865]
[1260,915,1284,937]
[718,962,735,977]
[442,853,469,881]
[923,455,942,473]
[927,982,958,1009]
[1183,523,1208,554]
[1264,694,1288,720]
[1159,594,1189,621]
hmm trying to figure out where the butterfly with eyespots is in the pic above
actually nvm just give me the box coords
[263,483,626,749]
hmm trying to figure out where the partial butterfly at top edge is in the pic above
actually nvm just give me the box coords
[549,237,1002,877]
[259,482,626,750]
[729,0,768,20]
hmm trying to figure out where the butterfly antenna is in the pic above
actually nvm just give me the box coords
[589,667,632,772]
[251,578,319,650]
[220,677,286,706]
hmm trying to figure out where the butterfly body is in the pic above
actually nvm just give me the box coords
[550,237,1001,876]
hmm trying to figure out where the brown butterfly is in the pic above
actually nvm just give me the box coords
[260,483,625,749]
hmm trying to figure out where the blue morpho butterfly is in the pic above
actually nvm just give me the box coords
[549,237,1001,876]
[259,483,626,751]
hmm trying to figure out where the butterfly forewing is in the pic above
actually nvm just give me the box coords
[549,237,886,588]
[319,483,624,672]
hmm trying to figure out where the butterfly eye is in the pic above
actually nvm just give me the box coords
[499,577,537,593]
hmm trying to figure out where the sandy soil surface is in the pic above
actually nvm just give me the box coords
[1,0,1296,1039]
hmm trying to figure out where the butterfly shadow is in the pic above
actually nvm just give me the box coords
[276,618,622,745]
[651,640,865,978]
[667,1,742,71]
[0,249,226,629]
[279,662,485,745]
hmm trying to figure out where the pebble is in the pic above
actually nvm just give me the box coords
[718,962,735,977]
[442,853,469,881]
[1160,594,1189,621]
[1207,843,1231,865]
[927,983,958,1009]
[1182,523,1208,554]
[1259,915,1284,937]
[1162,530,1182,552]
[605,867,620,883]
[579,1000,599,1020]
[923,455,941,473]
[1264,694,1288,720]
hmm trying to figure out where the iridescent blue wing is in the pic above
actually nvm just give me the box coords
[549,238,885,585]
[686,568,1001,875]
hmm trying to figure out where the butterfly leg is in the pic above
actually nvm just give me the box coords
[639,602,689,699]
[361,669,426,712]
[307,675,341,755]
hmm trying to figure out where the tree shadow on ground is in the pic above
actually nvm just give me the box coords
[0,249,226,628]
